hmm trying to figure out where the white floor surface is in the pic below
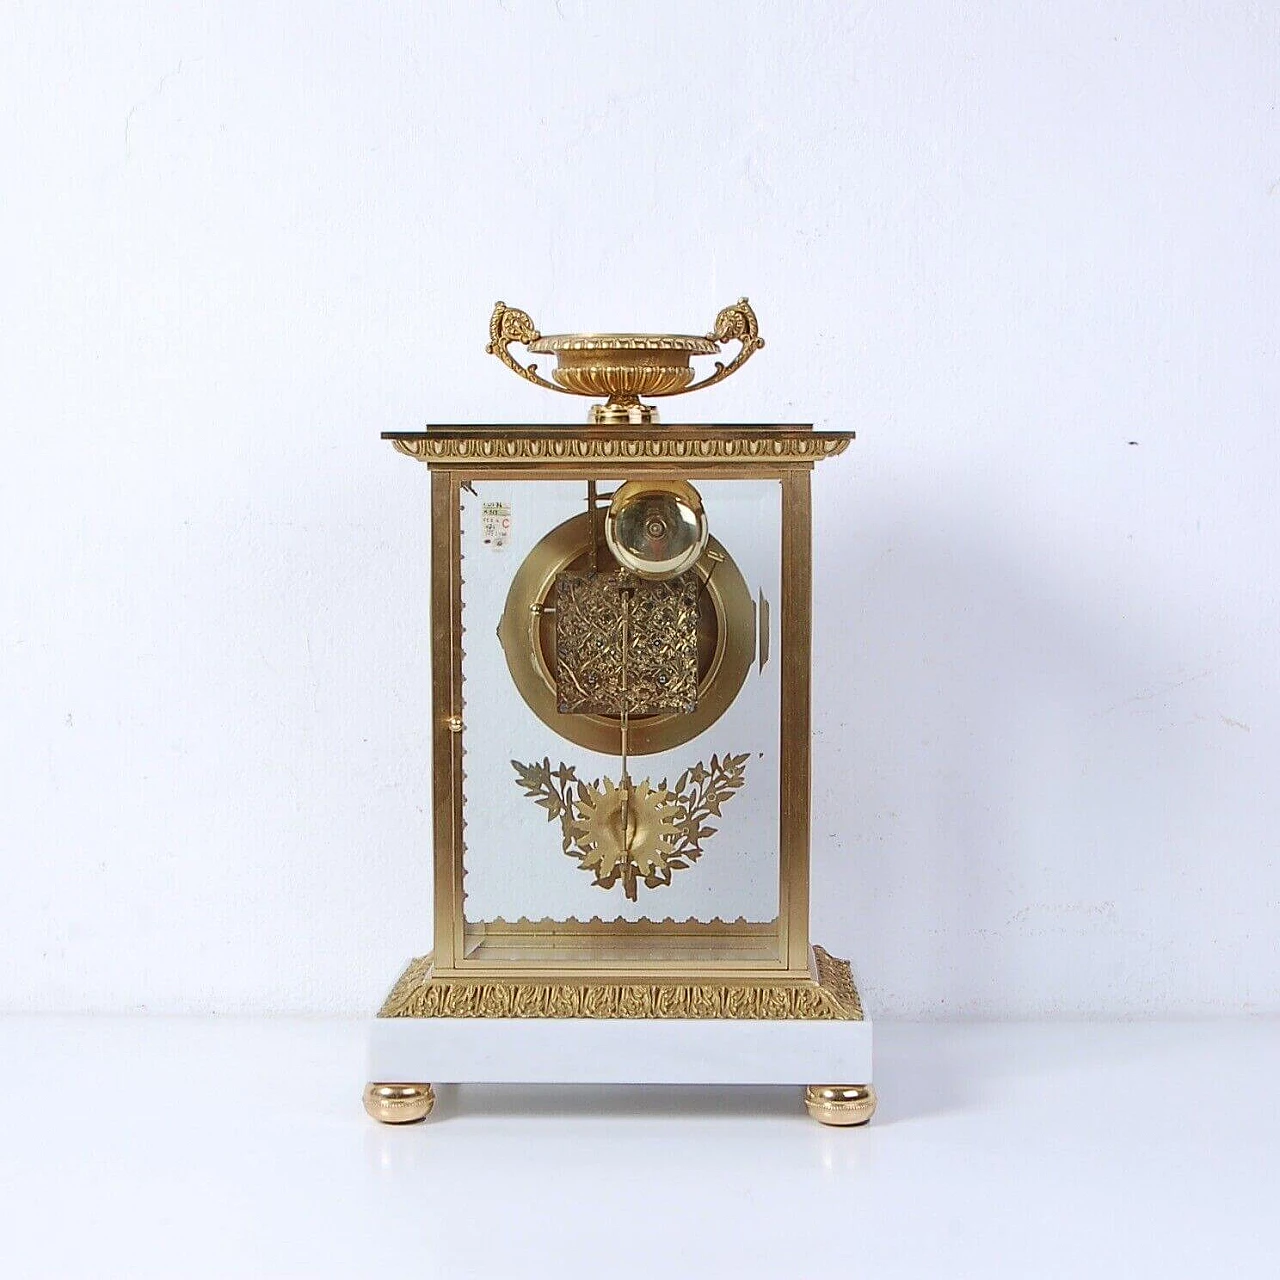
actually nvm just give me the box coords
[0,1017,1275,1278]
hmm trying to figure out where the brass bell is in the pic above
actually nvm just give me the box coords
[604,479,708,580]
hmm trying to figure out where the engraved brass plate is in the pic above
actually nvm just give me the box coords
[498,512,755,756]
[554,571,700,717]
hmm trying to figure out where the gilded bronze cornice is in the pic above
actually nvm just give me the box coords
[384,426,853,468]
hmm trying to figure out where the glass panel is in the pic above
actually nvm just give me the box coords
[458,476,782,934]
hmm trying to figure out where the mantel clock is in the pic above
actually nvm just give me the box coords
[364,300,873,1127]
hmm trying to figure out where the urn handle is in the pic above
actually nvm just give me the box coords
[485,301,573,395]
[666,297,766,397]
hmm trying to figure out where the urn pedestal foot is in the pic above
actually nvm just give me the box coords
[804,1083,877,1126]
[363,1082,436,1124]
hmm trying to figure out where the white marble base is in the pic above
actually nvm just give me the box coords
[368,1012,873,1085]
[8,1018,1274,1276]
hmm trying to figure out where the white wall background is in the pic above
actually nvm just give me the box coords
[2,1,1277,1016]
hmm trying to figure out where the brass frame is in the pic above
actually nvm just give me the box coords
[388,424,853,986]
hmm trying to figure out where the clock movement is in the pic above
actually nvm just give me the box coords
[363,300,873,1126]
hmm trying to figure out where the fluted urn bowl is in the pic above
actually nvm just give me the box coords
[530,333,717,402]
[487,299,764,424]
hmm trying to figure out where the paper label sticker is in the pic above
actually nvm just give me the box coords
[481,500,512,550]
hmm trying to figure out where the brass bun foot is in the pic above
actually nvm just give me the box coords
[804,1084,877,1127]
[363,1082,436,1124]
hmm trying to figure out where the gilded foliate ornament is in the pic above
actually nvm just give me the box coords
[511,753,750,901]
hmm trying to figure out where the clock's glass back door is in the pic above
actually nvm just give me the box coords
[455,475,783,968]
